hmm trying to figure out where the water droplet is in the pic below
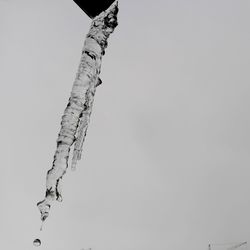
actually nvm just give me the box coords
[40,221,44,231]
[33,239,41,247]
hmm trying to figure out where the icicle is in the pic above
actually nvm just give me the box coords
[71,75,101,170]
[37,1,118,223]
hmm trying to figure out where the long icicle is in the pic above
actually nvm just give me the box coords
[37,1,118,222]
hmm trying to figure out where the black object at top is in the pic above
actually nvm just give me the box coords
[73,0,116,18]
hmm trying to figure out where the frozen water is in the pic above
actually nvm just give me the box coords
[36,0,118,225]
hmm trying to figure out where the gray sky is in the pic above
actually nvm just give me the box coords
[0,0,250,250]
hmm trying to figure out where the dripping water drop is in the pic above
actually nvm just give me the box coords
[40,221,44,231]
[33,239,41,247]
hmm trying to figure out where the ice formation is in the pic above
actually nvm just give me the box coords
[37,1,118,223]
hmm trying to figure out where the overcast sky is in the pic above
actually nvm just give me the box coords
[0,0,250,250]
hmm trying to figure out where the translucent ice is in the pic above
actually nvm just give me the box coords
[37,1,118,224]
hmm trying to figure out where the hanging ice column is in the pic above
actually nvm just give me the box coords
[37,1,118,222]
